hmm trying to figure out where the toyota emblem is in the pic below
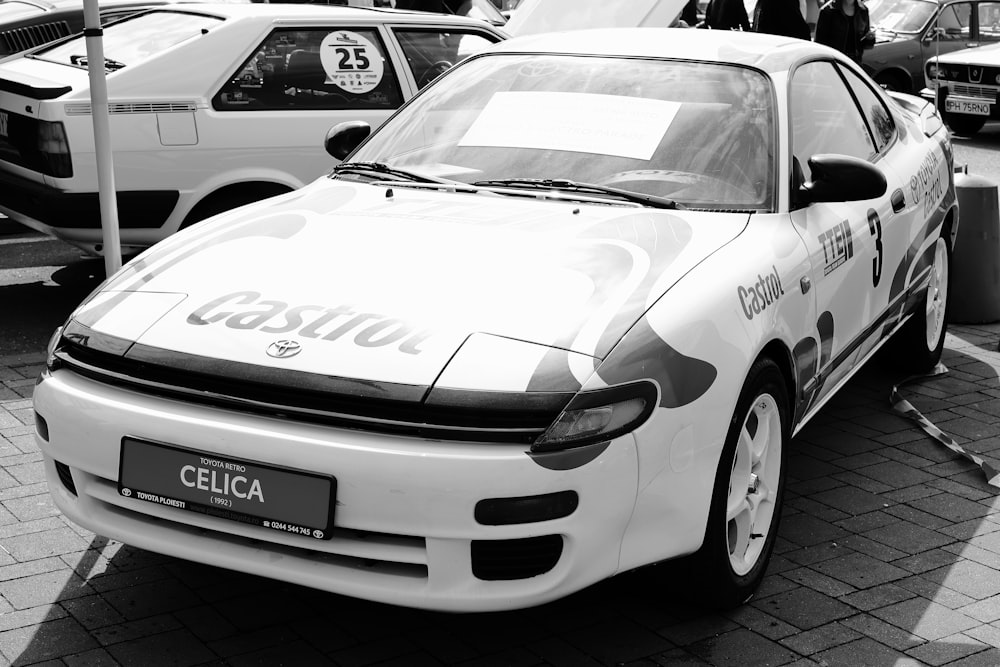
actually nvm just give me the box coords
[267,340,302,359]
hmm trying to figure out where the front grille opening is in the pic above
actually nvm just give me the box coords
[54,460,77,496]
[471,535,563,580]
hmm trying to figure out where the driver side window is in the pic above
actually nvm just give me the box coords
[790,61,876,182]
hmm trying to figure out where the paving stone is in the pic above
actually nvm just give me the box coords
[779,513,849,548]
[777,621,861,656]
[2,493,60,522]
[862,520,954,556]
[923,559,1000,600]
[880,484,942,504]
[781,541,847,566]
[839,614,924,651]
[687,628,799,667]
[831,470,894,495]
[2,569,95,610]
[911,492,999,523]
[893,547,964,574]
[835,534,908,562]
[811,486,889,515]
[905,633,990,666]
[751,587,853,631]
[0,616,97,665]
[963,621,1000,649]
[834,509,897,534]
[781,566,857,597]
[721,606,798,641]
[959,595,1000,623]
[945,647,1000,667]
[102,578,201,621]
[813,636,924,667]
[884,504,953,530]
[811,552,909,589]
[785,497,849,523]
[657,616,739,647]
[61,595,128,631]
[896,574,977,609]
[2,526,90,561]
[63,647,121,667]
[840,582,917,612]
[872,598,979,641]
[106,628,216,667]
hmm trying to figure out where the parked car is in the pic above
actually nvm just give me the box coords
[35,28,957,612]
[922,42,1000,134]
[0,0,252,58]
[864,0,1000,93]
[0,3,504,254]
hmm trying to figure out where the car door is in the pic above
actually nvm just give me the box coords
[199,22,411,190]
[788,60,909,406]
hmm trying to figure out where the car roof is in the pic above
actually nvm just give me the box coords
[146,1,502,26]
[488,27,834,73]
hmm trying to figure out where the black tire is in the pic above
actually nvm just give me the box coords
[692,357,789,608]
[892,235,950,372]
[944,114,986,137]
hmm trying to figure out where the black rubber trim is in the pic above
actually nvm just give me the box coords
[0,77,70,99]
[53,325,572,443]
[0,169,178,229]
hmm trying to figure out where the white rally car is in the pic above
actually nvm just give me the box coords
[0,3,504,254]
[35,29,957,611]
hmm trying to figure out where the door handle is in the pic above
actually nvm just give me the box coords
[891,188,905,213]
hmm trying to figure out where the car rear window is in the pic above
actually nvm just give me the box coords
[34,10,222,69]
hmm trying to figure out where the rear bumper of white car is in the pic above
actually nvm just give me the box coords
[35,367,642,612]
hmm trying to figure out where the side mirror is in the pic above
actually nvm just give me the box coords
[796,154,887,205]
[923,26,946,42]
[324,121,371,161]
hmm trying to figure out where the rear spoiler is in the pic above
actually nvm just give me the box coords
[0,77,70,100]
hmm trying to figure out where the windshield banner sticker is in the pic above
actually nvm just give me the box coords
[321,31,384,94]
[458,91,680,160]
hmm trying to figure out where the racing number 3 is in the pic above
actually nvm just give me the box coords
[867,209,882,287]
[335,47,370,70]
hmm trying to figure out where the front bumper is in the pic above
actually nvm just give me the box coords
[920,86,1000,119]
[35,368,642,612]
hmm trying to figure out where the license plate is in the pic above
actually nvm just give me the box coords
[118,437,336,540]
[0,111,7,138]
[945,98,992,116]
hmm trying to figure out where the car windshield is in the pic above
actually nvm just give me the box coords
[34,10,221,68]
[349,54,775,211]
[869,0,937,33]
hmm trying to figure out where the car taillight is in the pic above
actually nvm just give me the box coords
[37,120,72,178]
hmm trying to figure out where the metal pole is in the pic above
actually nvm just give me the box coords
[82,0,122,276]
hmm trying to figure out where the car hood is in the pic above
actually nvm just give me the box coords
[934,42,1000,65]
[70,180,747,391]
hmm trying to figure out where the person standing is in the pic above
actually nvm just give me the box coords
[753,0,811,39]
[705,0,751,31]
[814,0,875,64]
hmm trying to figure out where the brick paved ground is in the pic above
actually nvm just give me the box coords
[5,325,1000,666]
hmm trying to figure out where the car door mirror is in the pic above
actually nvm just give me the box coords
[924,25,946,41]
[796,154,887,205]
[324,121,372,161]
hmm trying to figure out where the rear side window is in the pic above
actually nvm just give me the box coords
[213,27,403,111]
[37,11,222,68]
[394,29,499,89]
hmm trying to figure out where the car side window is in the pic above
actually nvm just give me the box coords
[934,2,972,40]
[839,66,896,152]
[978,2,1000,40]
[790,61,876,182]
[212,28,403,111]
[393,29,499,89]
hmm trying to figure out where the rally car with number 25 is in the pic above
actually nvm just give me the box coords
[35,29,957,612]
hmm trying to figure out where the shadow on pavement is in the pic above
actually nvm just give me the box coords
[8,335,1000,665]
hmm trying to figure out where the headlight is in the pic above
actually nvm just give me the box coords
[45,326,64,370]
[532,381,658,452]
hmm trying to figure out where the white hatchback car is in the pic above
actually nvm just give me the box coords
[0,3,504,253]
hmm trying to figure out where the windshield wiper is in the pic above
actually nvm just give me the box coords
[471,178,682,210]
[68,54,125,71]
[332,161,458,184]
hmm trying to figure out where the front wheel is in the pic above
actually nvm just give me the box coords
[892,235,950,372]
[693,357,788,608]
